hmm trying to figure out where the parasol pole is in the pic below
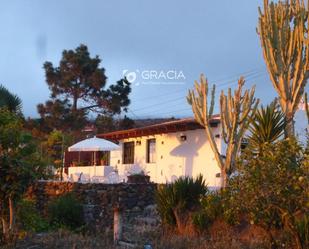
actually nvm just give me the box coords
[94,151,97,177]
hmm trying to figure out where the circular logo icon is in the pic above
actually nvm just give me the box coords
[122,70,137,83]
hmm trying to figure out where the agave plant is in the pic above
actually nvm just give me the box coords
[156,175,207,234]
[0,85,22,113]
[248,100,286,151]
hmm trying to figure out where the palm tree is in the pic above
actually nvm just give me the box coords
[0,85,22,113]
[248,100,286,152]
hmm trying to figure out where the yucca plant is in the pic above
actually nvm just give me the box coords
[0,85,22,113]
[156,175,207,234]
[248,100,286,152]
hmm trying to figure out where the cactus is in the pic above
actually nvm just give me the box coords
[305,92,309,124]
[257,0,309,137]
[187,75,224,175]
[187,75,259,188]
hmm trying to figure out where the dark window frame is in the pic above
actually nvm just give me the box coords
[123,141,134,164]
[146,138,156,163]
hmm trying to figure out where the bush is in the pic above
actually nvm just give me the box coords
[192,190,237,232]
[229,138,308,249]
[192,192,223,231]
[17,199,49,232]
[48,193,84,230]
[156,175,207,233]
[296,215,309,249]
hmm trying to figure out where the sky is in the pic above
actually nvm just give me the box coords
[0,0,303,119]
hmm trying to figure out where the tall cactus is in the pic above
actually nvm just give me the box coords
[220,77,259,181]
[187,75,259,188]
[187,75,224,174]
[305,92,309,124]
[257,0,309,137]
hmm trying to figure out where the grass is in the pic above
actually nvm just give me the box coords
[0,229,115,249]
[0,227,273,249]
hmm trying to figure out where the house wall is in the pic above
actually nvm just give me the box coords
[110,127,223,188]
[68,165,114,180]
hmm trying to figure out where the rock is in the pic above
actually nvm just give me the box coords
[131,206,142,212]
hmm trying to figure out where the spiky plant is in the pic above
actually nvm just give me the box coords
[187,75,259,188]
[0,85,22,113]
[248,100,286,152]
[156,175,207,233]
[257,0,309,137]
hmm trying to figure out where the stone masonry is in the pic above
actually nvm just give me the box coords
[26,181,158,233]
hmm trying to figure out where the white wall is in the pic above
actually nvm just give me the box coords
[109,127,223,188]
[68,165,114,179]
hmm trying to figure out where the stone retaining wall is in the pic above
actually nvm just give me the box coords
[26,181,157,231]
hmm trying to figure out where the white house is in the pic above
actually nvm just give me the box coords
[98,116,224,188]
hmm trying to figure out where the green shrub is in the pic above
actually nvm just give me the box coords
[48,193,84,230]
[296,215,309,249]
[156,175,207,228]
[229,138,308,249]
[17,199,49,232]
[192,189,237,231]
[192,192,222,231]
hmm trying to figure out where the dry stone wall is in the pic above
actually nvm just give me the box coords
[26,181,158,231]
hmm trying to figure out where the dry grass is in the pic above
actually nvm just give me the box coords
[0,229,115,249]
[0,224,291,249]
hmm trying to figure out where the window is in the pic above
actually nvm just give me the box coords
[146,139,156,163]
[123,142,134,164]
[99,151,110,166]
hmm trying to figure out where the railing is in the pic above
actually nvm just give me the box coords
[65,165,122,183]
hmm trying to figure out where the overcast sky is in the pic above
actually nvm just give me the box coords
[0,0,303,119]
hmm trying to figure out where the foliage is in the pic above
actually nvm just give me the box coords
[48,193,84,230]
[118,115,135,130]
[0,85,22,114]
[192,189,237,232]
[192,192,222,231]
[257,0,309,137]
[42,130,73,175]
[95,114,114,133]
[95,114,135,133]
[229,138,308,249]
[156,175,207,233]
[296,214,309,249]
[247,100,286,152]
[16,199,49,232]
[187,75,259,188]
[37,99,87,132]
[38,44,131,132]
[0,108,47,242]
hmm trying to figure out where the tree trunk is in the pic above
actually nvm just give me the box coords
[203,128,225,188]
[221,168,227,189]
[73,97,78,112]
[286,224,303,249]
[173,208,195,235]
[266,229,278,249]
[1,217,8,241]
[8,197,14,232]
[284,111,295,138]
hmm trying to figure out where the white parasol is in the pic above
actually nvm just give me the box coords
[68,136,119,176]
[68,136,119,152]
